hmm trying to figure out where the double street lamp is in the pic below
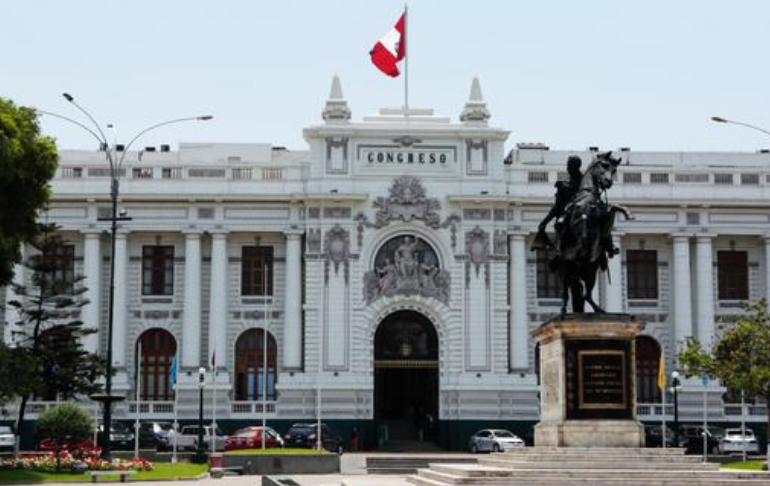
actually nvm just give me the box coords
[41,95,212,459]
[194,367,208,464]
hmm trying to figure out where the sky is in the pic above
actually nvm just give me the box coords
[3,0,770,154]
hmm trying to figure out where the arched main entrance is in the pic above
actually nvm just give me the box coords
[374,310,439,447]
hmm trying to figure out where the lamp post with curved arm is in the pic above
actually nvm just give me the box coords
[711,116,770,139]
[41,95,212,459]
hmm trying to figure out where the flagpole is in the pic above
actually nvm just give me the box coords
[660,351,667,449]
[171,354,179,464]
[134,341,142,459]
[403,3,409,116]
[262,264,268,450]
[211,344,217,456]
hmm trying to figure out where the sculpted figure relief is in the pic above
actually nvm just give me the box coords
[364,235,450,304]
[531,152,632,314]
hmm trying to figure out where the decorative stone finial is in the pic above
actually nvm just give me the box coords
[460,76,490,124]
[322,74,351,121]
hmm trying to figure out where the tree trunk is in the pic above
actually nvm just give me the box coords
[765,394,770,450]
[13,394,29,458]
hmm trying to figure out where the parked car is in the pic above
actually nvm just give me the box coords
[138,422,175,450]
[0,426,15,452]
[97,422,135,450]
[644,424,674,448]
[224,426,283,451]
[468,429,525,453]
[679,425,724,454]
[179,425,226,452]
[283,423,343,454]
[719,428,760,454]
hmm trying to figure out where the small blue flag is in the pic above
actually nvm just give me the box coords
[170,354,178,386]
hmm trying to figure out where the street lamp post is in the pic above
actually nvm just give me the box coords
[194,367,208,464]
[711,116,770,139]
[40,96,212,460]
[671,371,682,448]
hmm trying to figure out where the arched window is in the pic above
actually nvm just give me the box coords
[636,336,662,403]
[235,329,277,401]
[136,329,177,401]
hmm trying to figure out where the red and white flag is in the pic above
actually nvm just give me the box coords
[370,12,406,77]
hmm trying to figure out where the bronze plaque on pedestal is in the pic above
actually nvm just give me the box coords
[565,340,633,419]
[578,350,626,409]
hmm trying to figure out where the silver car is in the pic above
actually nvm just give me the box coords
[0,426,15,452]
[469,429,525,453]
[719,428,759,454]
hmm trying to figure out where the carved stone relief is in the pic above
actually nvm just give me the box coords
[372,176,442,228]
[494,230,508,256]
[324,225,350,283]
[306,228,321,253]
[363,235,450,304]
[465,226,490,281]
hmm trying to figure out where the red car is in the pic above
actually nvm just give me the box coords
[224,427,284,451]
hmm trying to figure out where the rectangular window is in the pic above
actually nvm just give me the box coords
[142,246,174,295]
[536,249,560,299]
[241,246,274,296]
[718,250,748,300]
[45,244,76,292]
[626,250,658,300]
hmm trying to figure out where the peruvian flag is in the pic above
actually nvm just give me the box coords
[370,12,406,77]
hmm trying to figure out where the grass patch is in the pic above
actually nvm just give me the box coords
[0,463,208,483]
[224,448,329,455]
[721,459,766,471]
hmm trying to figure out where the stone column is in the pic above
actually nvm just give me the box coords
[605,234,624,313]
[671,234,693,349]
[283,231,303,370]
[82,231,102,354]
[183,231,202,368]
[764,235,770,304]
[208,232,228,371]
[695,234,716,346]
[508,233,529,370]
[112,231,129,367]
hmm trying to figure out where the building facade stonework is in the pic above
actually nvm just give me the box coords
[3,77,770,448]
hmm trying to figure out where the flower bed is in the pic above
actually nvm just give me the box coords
[0,446,153,474]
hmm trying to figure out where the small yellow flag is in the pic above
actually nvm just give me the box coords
[657,351,665,390]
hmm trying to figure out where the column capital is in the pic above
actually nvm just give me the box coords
[695,232,717,241]
[81,229,102,238]
[284,230,304,239]
[507,230,530,239]
[669,231,694,240]
[208,230,229,239]
[115,229,129,239]
[763,232,770,242]
[182,228,203,237]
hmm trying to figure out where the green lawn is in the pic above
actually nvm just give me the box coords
[721,459,767,471]
[224,448,329,455]
[0,463,208,483]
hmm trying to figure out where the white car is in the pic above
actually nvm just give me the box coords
[719,428,759,454]
[179,425,226,452]
[469,429,525,453]
[0,426,15,452]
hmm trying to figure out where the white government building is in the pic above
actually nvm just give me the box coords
[3,77,769,449]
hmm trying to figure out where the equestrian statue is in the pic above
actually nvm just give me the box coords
[532,152,632,314]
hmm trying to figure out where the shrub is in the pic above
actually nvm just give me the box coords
[36,404,94,470]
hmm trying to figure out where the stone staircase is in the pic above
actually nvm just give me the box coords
[367,455,477,475]
[406,447,770,485]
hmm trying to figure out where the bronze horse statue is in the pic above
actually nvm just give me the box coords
[533,152,632,314]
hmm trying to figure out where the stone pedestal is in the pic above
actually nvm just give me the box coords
[533,313,645,447]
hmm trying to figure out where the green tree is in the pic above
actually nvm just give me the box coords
[679,299,770,441]
[37,403,94,470]
[0,97,58,287]
[7,223,104,452]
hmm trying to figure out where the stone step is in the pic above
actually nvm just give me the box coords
[500,447,687,455]
[477,457,721,470]
[366,457,477,475]
[407,472,770,486]
[410,468,770,486]
[487,452,703,463]
[429,464,762,478]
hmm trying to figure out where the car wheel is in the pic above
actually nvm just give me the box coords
[493,443,501,453]
[470,443,478,453]
[711,445,721,455]
[337,444,344,455]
